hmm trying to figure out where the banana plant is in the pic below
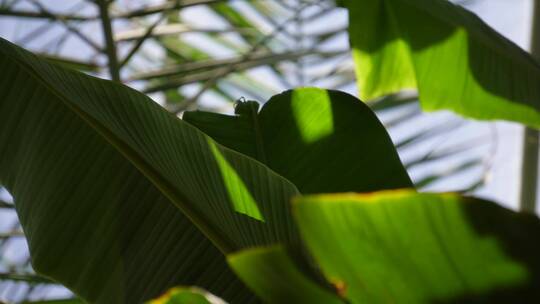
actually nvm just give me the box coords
[3,1,528,302]
[1,33,540,303]
[0,37,410,303]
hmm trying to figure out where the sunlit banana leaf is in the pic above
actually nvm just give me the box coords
[342,0,540,127]
[294,191,540,303]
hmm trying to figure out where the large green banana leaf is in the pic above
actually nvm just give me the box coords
[184,88,413,193]
[342,0,540,127]
[294,191,540,303]
[0,37,305,303]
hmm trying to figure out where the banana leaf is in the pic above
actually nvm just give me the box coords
[342,0,540,127]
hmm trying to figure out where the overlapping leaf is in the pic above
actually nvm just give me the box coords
[294,191,540,303]
[228,246,343,304]
[343,0,540,127]
[184,88,413,193]
[0,37,305,303]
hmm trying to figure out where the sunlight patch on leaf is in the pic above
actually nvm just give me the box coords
[208,139,264,221]
[291,89,334,143]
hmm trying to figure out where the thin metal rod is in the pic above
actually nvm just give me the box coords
[0,200,13,208]
[96,0,121,82]
[168,0,324,113]
[519,0,540,213]
[26,0,102,52]
[0,8,95,21]
[294,0,305,86]
[115,0,226,19]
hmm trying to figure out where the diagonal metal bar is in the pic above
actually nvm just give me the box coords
[0,273,55,284]
[143,50,344,92]
[114,24,259,42]
[0,8,96,21]
[167,0,326,113]
[135,49,344,83]
[26,0,102,52]
[96,0,121,82]
[113,0,228,19]
[0,200,13,208]
[0,231,24,238]
[119,13,167,68]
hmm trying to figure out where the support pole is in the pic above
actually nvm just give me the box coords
[96,0,121,82]
[519,0,540,213]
